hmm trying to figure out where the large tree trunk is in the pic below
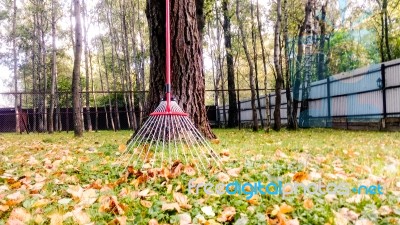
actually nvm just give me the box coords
[72,0,83,137]
[49,0,57,133]
[13,0,19,134]
[236,0,258,131]
[146,0,215,139]
[273,0,283,131]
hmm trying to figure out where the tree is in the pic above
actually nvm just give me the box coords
[146,0,215,139]
[13,0,19,134]
[273,0,283,131]
[72,0,83,137]
[49,0,57,133]
[236,0,258,132]
[222,0,238,128]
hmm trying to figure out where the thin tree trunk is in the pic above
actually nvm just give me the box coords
[236,0,258,131]
[273,0,283,131]
[41,10,47,132]
[222,0,238,128]
[96,52,109,130]
[283,0,294,129]
[317,3,326,80]
[32,15,37,133]
[292,0,312,129]
[100,38,115,131]
[256,0,270,131]
[49,0,57,133]
[82,0,92,132]
[72,0,84,137]
[251,0,264,128]
[13,0,19,134]
[89,51,98,131]
[383,0,391,61]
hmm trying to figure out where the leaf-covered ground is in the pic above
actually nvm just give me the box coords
[0,129,399,225]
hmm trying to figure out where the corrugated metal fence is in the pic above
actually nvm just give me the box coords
[219,59,400,130]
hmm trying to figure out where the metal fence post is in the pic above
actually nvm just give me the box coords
[238,101,241,130]
[327,77,331,127]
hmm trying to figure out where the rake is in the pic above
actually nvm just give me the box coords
[117,0,222,173]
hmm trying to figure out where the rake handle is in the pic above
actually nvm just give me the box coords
[165,0,171,112]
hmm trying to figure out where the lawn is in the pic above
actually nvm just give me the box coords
[0,129,399,224]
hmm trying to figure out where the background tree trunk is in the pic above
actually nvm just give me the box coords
[146,0,215,139]
[82,0,92,132]
[273,0,283,131]
[13,0,20,134]
[222,0,238,128]
[72,0,83,137]
[49,0,57,133]
[236,0,258,131]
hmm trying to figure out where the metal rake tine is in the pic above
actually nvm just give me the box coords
[178,116,208,172]
[139,115,164,170]
[171,115,190,166]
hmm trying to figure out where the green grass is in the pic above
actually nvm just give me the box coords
[0,129,399,224]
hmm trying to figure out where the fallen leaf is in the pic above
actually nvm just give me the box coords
[140,200,152,208]
[355,219,374,225]
[6,191,25,205]
[287,218,300,225]
[148,219,159,225]
[161,202,181,212]
[303,199,314,210]
[378,205,392,216]
[217,206,236,222]
[178,213,192,225]
[48,213,64,225]
[99,196,126,215]
[201,206,215,217]
[227,167,242,177]
[32,199,51,208]
[118,144,127,152]
[184,165,196,176]
[72,207,92,225]
[0,205,10,212]
[66,185,84,200]
[292,171,309,182]
[7,207,31,224]
[279,203,294,214]
[173,192,192,209]
[216,172,230,182]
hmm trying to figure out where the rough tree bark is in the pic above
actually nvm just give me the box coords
[236,0,258,131]
[222,0,238,128]
[146,0,216,139]
[273,0,283,131]
[72,0,83,137]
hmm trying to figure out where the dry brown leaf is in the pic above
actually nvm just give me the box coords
[79,189,98,207]
[140,200,153,208]
[292,171,309,182]
[72,207,92,225]
[211,139,220,145]
[6,191,25,206]
[99,196,127,215]
[279,203,294,214]
[7,207,31,224]
[183,165,196,176]
[216,172,230,182]
[226,167,242,177]
[108,216,127,225]
[178,213,192,225]
[217,206,236,222]
[173,192,192,209]
[161,202,181,212]
[303,199,314,210]
[0,205,10,212]
[247,195,259,205]
[220,149,230,157]
[66,185,84,200]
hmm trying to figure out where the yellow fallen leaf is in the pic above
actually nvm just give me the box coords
[140,200,152,208]
[118,144,127,152]
[227,167,242,177]
[303,199,314,210]
[0,205,9,212]
[216,172,230,182]
[279,203,294,214]
[48,213,64,225]
[66,185,83,200]
[32,199,51,208]
[71,208,92,225]
[183,165,196,176]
